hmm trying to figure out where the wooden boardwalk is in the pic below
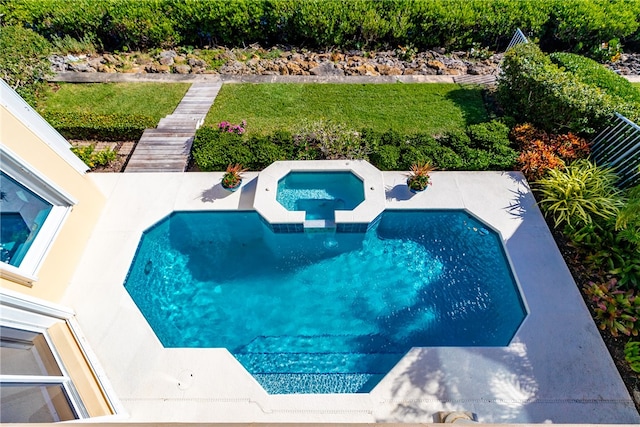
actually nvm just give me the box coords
[125,82,221,172]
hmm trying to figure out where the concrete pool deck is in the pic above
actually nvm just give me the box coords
[63,170,640,423]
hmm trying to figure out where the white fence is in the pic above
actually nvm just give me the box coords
[591,113,640,188]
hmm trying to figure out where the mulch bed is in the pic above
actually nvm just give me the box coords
[70,140,136,172]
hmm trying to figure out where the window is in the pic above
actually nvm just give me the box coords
[0,326,84,422]
[0,147,75,284]
[0,172,53,267]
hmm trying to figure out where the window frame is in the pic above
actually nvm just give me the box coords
[0,322,89,421]
[0,146,76,286]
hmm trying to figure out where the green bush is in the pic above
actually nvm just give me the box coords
[0,0,105,45]
[42,111,155,141]
[96,0,180,50]
[0,25,53,106]
[497,43,621,134]
[192,127,255,171]
[2,0,639,52]
[370,145,401,171]
[71,144,117,168]
[549,52,640,105]
[540,0,640,55]
[246,135,288,170]
[193,120,516,172]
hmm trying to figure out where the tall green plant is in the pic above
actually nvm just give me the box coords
[616,183,640,248]
[536,159,624,229]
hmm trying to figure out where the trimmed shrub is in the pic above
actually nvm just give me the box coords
[370,145,401,171]
[42,111,155,141]
[192,127,254,171]
[246,134,288,170]
[193,120,518,172]
[466,120,518,169]
[550,52,640,105]
[497,43,620,134]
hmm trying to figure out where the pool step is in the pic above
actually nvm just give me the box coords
[251,372,384,394]
[234,351,403,374]
[237,334,404,354]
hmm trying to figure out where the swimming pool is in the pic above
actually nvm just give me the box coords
[124,210,526,394]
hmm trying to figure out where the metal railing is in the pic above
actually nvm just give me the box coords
[591,113,640,188]
[506,28,529,51]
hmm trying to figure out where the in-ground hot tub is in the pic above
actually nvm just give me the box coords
[254,160,386,232]
[276,171,365,223]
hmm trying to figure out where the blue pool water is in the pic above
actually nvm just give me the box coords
[124,210,526,394]
[276,172,364,220]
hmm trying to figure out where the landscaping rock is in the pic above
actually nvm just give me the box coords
[376,64,403,76]
[48,45,640,78]
[174,64,191,74]
[159,56,174,66]
[309,62,344,76]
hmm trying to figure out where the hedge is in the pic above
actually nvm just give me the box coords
[0,25,52,106]
[549,52,640,105]
[1,0,639,53]
[496,43,627,135]
[42,111,156,141]
[192,120,517,172]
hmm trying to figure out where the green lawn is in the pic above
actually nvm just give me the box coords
[37,82,190,121]
[204,83,488,135]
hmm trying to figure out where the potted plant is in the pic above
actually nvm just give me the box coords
[221,163,247,192]
[407,161,435,193]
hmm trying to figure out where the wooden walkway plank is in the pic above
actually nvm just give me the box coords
[125,82,221,172]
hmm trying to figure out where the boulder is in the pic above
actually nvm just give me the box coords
[427,60,446,71]
[159,56,174,66]
[376,64,403,76]
[309,62,345,76]
[188,58,207,67]
[355,63,379,76]
[174,64,191,74]
[287,62,303,74]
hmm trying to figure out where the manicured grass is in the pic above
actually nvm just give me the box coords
[204,83,488,135]
[37,82,190,121]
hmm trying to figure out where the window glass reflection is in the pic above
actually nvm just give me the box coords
[0,172,53,266]
[0,384,75,423]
